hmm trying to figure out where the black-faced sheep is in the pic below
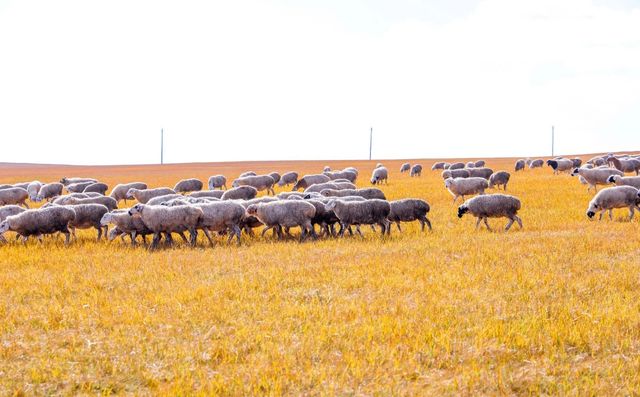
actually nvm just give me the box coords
[546,159,573,174]
[586,186,640,221]
[607,175,640,189]
[370,167,388,185]
[457,194,522,231]
[571,167,623,192]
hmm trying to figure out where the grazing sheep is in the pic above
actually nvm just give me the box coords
[278,172,298,187]
[431,162,446,171]
[0,205,26,242]
[410,164,423,177]
[608,157,640,175]
[607,175,640,190]
[246,200,316,240]
[60,177,97,186]
[447,162,464,170]
[268,172,281,185]
[571,158,583,168]
[292,174,331,191]
[515,159,526,172]
[100,211,152,246]
[35,183,64,202]
[324,170,358,183]
[547,158,574,174]
[400,163,411,173]
[110,182,148,203]
[66,182,94,193]
[174,178,203,193]
[304,182,341,194]
[26,181,43,201]
[586,186,640,220]
[388,199,432,232]
[190,190,225,199]
[208,175,228,190]
[239,171,257,178]
[457,194,522,231]
[320,188,386,200]
[232,175,276,195]
[467,167,493,180]
[529,159,544,169]
[370,167,388,185]
[60,196,118,211]
[474,160,486,168]
[343,167,359,176]
[277,191,306,199]
[145,194,183,206]
[0,187,29,208]
[444,177,488,203]
[571,167,623,192]
[66,203,110,240]
[221,186,258,200]
[325,199,391,237]
[323,166,331,172]
[466,162,475,168]
[488,171,511,190]
[126,187,176,204]
[83,182,108,195]
[194,201,245,246]
[128,203,203,249]
[0,206,76,245]
[587,156,607,167]
[442,169,470,179]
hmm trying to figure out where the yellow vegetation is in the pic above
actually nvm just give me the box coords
[1,157,640,395]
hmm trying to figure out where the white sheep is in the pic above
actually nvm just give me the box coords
[586,186,640,221]
[444,177,488,203]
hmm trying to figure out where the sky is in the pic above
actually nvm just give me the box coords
[0,0,639,165]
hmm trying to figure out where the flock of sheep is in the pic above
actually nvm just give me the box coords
[0,153,638,249]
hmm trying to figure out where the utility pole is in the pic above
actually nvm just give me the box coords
[551,125,555,157]
[160,128,164,164]
[369,127,372,161]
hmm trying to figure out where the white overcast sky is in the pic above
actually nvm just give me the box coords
[0,0,639,165]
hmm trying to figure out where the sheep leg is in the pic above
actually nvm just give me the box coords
[150,233,161,250]
[608,209,613,221]
[396,222,402,232]
[356,225,364,237]
[203,229,215,247]
[423,216,433,231]
[188,229,198,247]
[177,232,189,244]
[165,233,174,247]
[505,218,515,231]
[483,217,492,231]
[142,234,148,246]
[475,217,482,229]
[0,234,6,243]
[261,225,273,238]
[63,230,71,246]
[70,227,77,242]
[230,225,242,246]
[599,210,604,221]
[629,206,635,221]
[22,201,29,209]
[21,235,28,244]
[515,215,523,229]
[452,195,458,204]
[338,223,348,237]
[130,231,137,247]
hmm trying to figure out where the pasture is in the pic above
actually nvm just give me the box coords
[1,156,640,395]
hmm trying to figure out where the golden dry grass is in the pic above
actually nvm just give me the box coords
[1,156,640,395]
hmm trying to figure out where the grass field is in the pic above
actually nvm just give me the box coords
[1,156,640,395]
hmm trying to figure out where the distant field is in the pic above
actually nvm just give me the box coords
[1,156,640,395]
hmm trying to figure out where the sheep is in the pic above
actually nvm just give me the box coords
[370,167,388,185]
[10,182,31,190]
[145,194,183,206]
[278,172,299,187]
[239,171,257,178]
[323,166,331,172]
[0,184,13,190]
[278,191,306,199]
[529,159,544,169]
[431,162,446,171]
[375,163,384,169]
[444,177,488,203]
[237,196,280,235]
[66,203,110,240]
[221,186,258,200]
[320,188,386,200]
[515,159,526,172]
[292,174,331,191]
[410,164,423,177]
[0,205,26,242]
[60,196,118,211]
[324,170,357,183]
[110,182,148,203]
[126,187,176,204]
[571,158,583,168]
[388,199,432,232]
[268,172,281,185]
[607,175,640,190]
[608,157,640,175]
[488,171,511,190]
[586,186,640,221]
[161,197,217,206]
[35,183,64,202]
[457,194,522,231]
[304,182,341,194]
[443,163,451,169]
[231,175,275,195]
[343,167,359,176]
[587,156,607,167]
[467,167,493,180]
[547,158,574,174]
[51,193,92,204]
[0,187,29,208]
[100,210,152,246]
[208,175,227,190]
[449,162,465,170]
[194,201,245,246]
[571,167,623,192]
[66,182,95,193]
[466,162,475,168]
[441,169,470,179]
[190,190,225,199]
[400,163,411,173]
[26,181,43,201]
[324,199,391,237]
[0,206,76,245]
[245,200,316,240]
[128,203,203,249]
[474,160,486,168]
[60,177,97,186]
[83,182,108,195]
[174,178,203,193]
